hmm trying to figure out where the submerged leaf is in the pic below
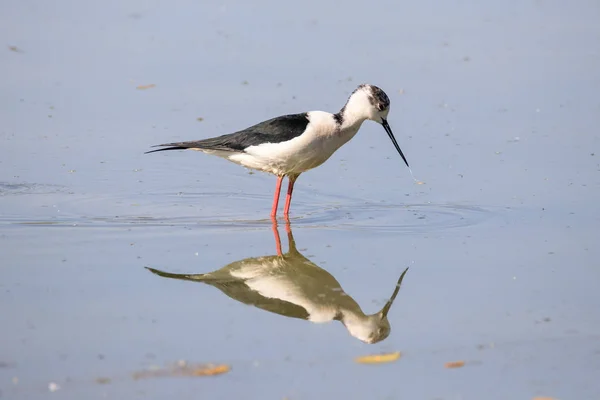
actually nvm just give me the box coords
[444,360,466,368]
[355,352,401,364]
[133,362,230,379]
[191,364,230,376]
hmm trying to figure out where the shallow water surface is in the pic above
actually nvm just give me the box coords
[1,0,600,399]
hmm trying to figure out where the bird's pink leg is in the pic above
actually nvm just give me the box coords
[283,175,298,218]
[271,176,284,218]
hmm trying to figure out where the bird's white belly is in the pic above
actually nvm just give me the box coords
[228,127,358,176]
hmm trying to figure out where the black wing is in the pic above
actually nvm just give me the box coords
[146,113,309,154]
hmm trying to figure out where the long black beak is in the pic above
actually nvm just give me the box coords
[382,119,409,168]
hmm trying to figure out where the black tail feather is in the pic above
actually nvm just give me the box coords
[144,146,187,154]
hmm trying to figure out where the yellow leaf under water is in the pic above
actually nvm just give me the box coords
[355,352,401,364]
[444,360,466,368]
[191,364,230,376]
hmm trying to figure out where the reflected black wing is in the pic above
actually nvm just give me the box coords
[146,113,309,154]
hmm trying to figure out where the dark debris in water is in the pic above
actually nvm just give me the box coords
[8,45,23,53]
[0,361,16,369]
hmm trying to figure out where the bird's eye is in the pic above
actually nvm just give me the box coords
[377,104,386,111]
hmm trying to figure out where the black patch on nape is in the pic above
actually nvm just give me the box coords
[333,112,343,125]
[368,85,390,111]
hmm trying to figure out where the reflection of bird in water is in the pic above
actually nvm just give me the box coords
[146,223,409,344]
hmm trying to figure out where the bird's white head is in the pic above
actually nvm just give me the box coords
[338,84,390,124]
[337,84,410,168]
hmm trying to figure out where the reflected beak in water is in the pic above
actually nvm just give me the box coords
[379,267,409,319]
[381,118,409,168]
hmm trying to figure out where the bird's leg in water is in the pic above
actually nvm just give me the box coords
[271,175,284,218]
[283,175,299,217]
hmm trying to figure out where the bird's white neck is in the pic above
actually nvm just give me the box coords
[334,90,372,132]
[337,111,367,133]
[330,109,366,148]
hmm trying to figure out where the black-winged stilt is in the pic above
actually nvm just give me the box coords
[146,84,410,218]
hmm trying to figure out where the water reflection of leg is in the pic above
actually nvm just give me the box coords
[271,218,283,256]
[285,222,298,254]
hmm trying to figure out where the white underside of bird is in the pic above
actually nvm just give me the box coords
[196,111,363,176]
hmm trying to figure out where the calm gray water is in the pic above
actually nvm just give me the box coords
[1,0,599,399]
